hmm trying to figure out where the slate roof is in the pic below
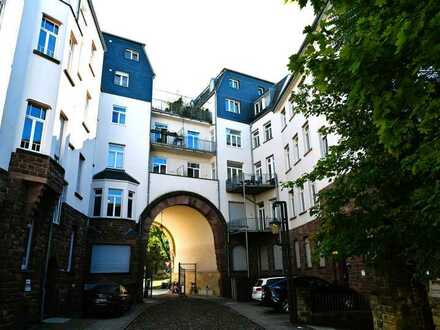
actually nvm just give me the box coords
[93,168,140,184]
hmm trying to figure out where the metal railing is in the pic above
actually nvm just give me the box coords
[228,217,273,232]
[152,98,212,123]
[150,131,216,154]
[149,166,214,180]
[226,173,276,189]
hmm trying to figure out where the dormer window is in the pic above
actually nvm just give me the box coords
[257,87,265,96]
[229,79,240,89]
[124,49,139,61]
[254,100,263,115]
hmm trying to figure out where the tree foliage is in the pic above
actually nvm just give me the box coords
[284,0,440,280]
[146,225,170,274]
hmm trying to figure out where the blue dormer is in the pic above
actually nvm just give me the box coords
[101,32,155,102]
[194,69,274,124]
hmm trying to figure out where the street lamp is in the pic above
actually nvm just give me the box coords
[271,201,297,324]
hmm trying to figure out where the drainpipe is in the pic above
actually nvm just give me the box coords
[41,213,54,321]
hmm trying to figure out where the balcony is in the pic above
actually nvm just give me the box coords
[228,217,273,233]
[226,174,276,194]
[150,130,216,157]
[152,98,212,123]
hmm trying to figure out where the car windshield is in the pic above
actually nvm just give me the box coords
[267,278,283,286]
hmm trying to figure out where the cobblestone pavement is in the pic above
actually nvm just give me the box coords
[127,296,264,330]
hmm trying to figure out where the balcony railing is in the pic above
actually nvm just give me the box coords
[226,173,277,194]
[150,131,216,155]
[149,166,215,180]
[228,217,273,233]
[152,98,212,123]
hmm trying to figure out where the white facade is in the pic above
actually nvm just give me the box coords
[0,0,105,216]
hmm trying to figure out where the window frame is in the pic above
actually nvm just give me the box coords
[302,122,312,154]
[257,87,265,96]
[107,143,125,169]
[107,188,123,217]
[66,32,77,74]
[263,121,272,142]
[304,237,312,268]
[299,185,306,213]
[93,188,103,217]
[228,78,240,89]
[281,108,287,128]
[66,230,75,272]
[21,222,34,271]
[292,134,300,163]
[284,144,291,171]
[226,128,242,148]
[187,162,200,178]
[112,105,126,125]
[319,132,329,157]
[76,153,85,194]
[114,71,129,88]
[20,103,47,152]
[38,16,60,58]
[252,129,260,149]
[124,48,139,61]
[225,98,240,114]
[152,157,167,174]
[289,189,296,218]
[127,190,135,218]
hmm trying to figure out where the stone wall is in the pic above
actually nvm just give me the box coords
[430,297,440,329]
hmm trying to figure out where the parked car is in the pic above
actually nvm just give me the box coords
[252,277,285,302]
[84,283,132,316]
[262,276,333,312]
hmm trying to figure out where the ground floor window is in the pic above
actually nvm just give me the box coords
[21,223,33,271]
[232,245,247,271]
[90,244,131,273]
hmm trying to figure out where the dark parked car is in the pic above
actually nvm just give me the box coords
[262,276,333,312]
[84,283,132,316]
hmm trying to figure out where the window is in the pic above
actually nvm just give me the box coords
[20,103,46,152]
[281,108,287,128]
[302,122,311,153]
[52,188,65,224]
[309,181,318,206]
[266,155,275,180]
[124,49,139,61]
[294,240,301,269]
[255,162,262,181]
[187,162,200,178]
[228,79,239,89]
[292,134,300,163]
[318,242,326,267]
[152,157,166,174]
[66,32,77,73]
[107,143,124,169]
[225,98,240,114]
[127,191,134,218]
[252,130,260,149]
[211,163,216,179]
[55,113,67,160]
[66,231,75,272]
[112,105,126,124]
[258,202,265,221]
[304,238,312,268]
[284,144,291,171]
[232,246,247,271]
[114,71,129,87]
[89,41,97,68]
[289,190,296,217]
[107,188,122,217]
[273,245,283,270]
[226,129,242,148]
[260,246,269,271]
[186,130,200,150]
[229,202,245,226]
[76,154,85,194]
[21,223,34,271]
[263,122,272,142]
[254,101,263,115]
[93,188,102,217]
[38,16,59,57]
[299,185,306,213]
[90,245,131,273]
[257,87,265,96]
[319,132,329,157]
[227,161,243,183]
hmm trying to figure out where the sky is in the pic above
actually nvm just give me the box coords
[92,0,315,100]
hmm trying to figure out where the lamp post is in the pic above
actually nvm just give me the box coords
[271,201,297,324]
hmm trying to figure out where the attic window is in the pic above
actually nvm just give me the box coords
[124,49,139,61]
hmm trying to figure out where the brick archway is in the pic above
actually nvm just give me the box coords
[138,191,228,296]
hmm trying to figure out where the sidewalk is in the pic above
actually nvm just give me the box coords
[193,296,339,330]
[34,298,160,330]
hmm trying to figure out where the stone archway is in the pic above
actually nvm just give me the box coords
[138,191,228,297]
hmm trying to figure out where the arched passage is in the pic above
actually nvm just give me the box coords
[138,191,228,297]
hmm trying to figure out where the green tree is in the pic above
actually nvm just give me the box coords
[284,0,439,327]
[146,225,170,275]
